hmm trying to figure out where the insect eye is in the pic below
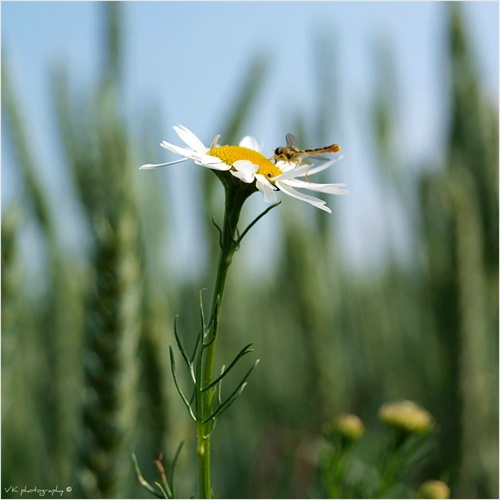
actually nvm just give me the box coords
[274,147,282,155]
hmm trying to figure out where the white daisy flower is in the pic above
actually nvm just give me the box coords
[140,125,348,213]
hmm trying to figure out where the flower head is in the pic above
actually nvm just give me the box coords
[379,400,434,435]
[325,413,365,443]
[140,125,348,212]
[418,480,451,499]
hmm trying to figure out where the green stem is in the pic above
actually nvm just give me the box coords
[196,186,247,499]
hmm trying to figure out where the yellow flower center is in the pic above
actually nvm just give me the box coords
[208,145,282,179]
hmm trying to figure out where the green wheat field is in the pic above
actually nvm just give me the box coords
[2,3,498,499]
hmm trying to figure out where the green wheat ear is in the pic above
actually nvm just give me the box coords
[68,5,143,497]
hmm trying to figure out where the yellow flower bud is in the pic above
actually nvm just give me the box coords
[418,480,451,499]
[379,400,434,434]
[325,413,364,443]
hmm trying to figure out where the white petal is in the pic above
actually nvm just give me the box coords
[194,157,232,171]
[196,153,226,165]
[274,160,299,173]
[255,173,275,189]
[210,134,221,148]
[302,156,344,176]
[140,158,188,170]
[156,140,230,171]
[173,124,208,153]
[276,181,332,213]
[160,140,199,158]
[255,174,278,204]
[273,162,312,181]
[239,135,262,152]
[284,179,349,195]
[232,170,254,183]
[233,159,258,173]
[232,160,258,183]
[273,156,344,180]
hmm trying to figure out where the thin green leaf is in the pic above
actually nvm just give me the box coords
[173,316,190,368]
[131,453,164,499]
[202,343,255,392]
[188,386,196,406]
[204,359,260,423]
[189,330,203,385]
[169,346,196,421]
[154,481,170,499]
[205,416,218,439]
[199,289,207,329]
[190,330,203,365]
[212,217,224,249]
[237,202,281,244]
[203,297,220,347]
[153,454,173,499]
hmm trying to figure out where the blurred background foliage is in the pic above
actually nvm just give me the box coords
[2,3,498,499]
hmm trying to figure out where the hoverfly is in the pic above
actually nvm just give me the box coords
[273,133,341,164]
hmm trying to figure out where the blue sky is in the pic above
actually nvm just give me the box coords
[2,1,498,273]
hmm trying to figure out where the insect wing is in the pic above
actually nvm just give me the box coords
[304,154,329,162]
[285,133,299,148]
